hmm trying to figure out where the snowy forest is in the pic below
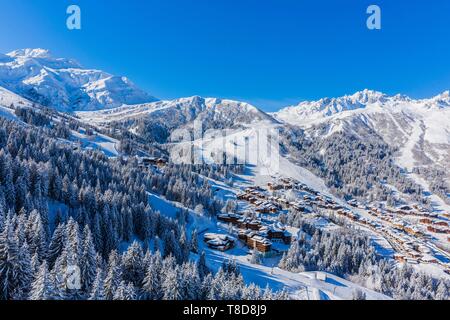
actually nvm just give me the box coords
[0,115,286,300]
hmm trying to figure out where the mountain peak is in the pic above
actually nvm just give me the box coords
[7,48,51,59]
[349,89,387,103]
[0,48,157,111]
[434,90,450,99]
[431,90,450,107]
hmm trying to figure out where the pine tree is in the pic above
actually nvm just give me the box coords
[50,256,68,300]
[89,268,105,300]
[27,210,48,262]
[0,217,20,300]
[104,250,122,300]
[29,261,53,300]
[113,281,136,300]
[435,281,449,300]
[141,253,163,300]
[122,241,144,286]
[80,226,97,294]
[12,241,33,299]
[47,223,66,267]
[190,229,199,254]
[162,266,181,300]
[197,251,210,280]
[250,250,262,265]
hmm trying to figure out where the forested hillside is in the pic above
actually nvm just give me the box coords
[0,115,286,300]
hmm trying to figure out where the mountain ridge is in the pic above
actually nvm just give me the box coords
[0,48,158,112]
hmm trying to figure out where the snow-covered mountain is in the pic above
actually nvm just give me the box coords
[274,89,449,125]
[274,90,450,205]
[0,85,35,109]
[78,96,275,125]
[0,48,157,112]
[77,96,277,143]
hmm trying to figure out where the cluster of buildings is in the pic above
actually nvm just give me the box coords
[216,212,293,254]
[208,175,450,274]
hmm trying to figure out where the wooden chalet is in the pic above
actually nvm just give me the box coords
[203,233,235,251]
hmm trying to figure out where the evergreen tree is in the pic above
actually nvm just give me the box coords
[89,268,105,301]
[104,250,122,300]
[29,262,53,300]
[80,226,97,294]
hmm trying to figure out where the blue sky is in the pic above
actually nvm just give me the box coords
[0,0,449,111]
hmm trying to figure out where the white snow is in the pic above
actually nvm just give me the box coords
[0,48,158,111]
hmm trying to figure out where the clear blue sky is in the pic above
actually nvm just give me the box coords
[0,0,449,111]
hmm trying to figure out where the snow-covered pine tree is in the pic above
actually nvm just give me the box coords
[0,216,20,300]
[122,241,144,287]
[80,226,98,294]
[47,222,66,267]
[89,268,105,301]
[104,250,122,300]
[113,281,136,300]
[29,261,53,300]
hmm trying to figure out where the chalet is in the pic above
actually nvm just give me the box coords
[407,251,422,259]
[394,254,406,262]
[420,218,433,225]
[238,231,272,253]
[248,197,258,204]
[203,233,235,251]
[246,235,272,253]
[392,220,406,231]
[139,157,167,168]
[404,226,423,237]
[291,203,312,213]
[238,229,251,241]
[433,221,449,227]
[405,258,419,265]
[217,213,240,224]
[247,220,262,231]
[420,255,438,264]
[237,218,250,229]
[245,186,264,193]
[237,193,250,201]
[255,204,278,214]
[346,212,359,221]
[427,225,450,234]
[259,225,292,244]
[418,246,431,254]
[267,183,282,191]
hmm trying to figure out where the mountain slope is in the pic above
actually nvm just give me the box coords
[274,90,450,170]
[0,48,157,112]
[77,96,278,143]
[274,90,450,206]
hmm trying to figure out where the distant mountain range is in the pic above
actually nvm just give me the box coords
[0,48,157,111]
